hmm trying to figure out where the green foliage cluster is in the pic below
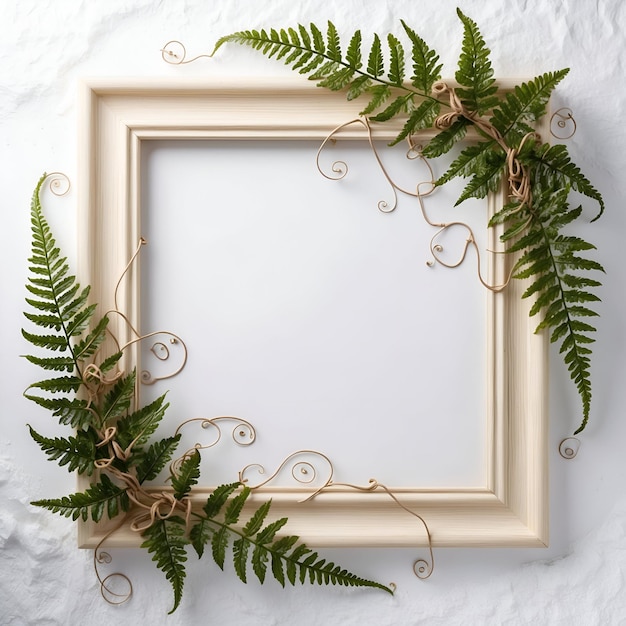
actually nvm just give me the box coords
[214,9,604,433]
[23,175,391,613]
[22,9,605,613]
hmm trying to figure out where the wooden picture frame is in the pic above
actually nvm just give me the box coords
[77,78,548,549]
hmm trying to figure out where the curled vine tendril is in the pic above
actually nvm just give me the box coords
[170,416,257,474]
[316,117,435,214]
[241,450,433,581]
[93,529,133,605]
[161,40,213,65]
[550,108,577,140]
[317,116,514,291]
[239,450,334,500]
[101,237,189,384]
[559,437,581,459]
[313,478,434,580]
[417,193,514,292]
[43,172,71,196]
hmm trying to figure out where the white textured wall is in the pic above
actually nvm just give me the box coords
[2,1,626,624]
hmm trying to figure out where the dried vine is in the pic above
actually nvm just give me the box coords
[210,9,604,434]
[23,174,392,613]
[24,7,605,615]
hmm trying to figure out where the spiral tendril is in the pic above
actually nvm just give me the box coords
[161,40,213,65]
[93,532,133,606]
[43,172,71,197]
[308,478,434,579]
[101,236,189,385]
[171,416,257,475]
[413,558,433,579]
[316,117,436,214]
[559,437,581,459]
[239,450,334,498]
[315,115,513,291]
[550,108,577,140]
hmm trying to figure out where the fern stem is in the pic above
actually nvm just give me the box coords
[32,186,85,381]
[529,216,592,433]
[220,34,447,109]
[188,510,392,593]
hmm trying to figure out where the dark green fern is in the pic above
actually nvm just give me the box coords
[23,174,117,430]
[453,8,499,115]
[213,11,604,433]
[140,481,394,614]
[24,174,392,612]
[141,470,393,613]
[31,474,130,522]
[211,19,443,141]
[495,185,603,433]
[142,516,189,614]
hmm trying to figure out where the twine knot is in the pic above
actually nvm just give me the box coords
[431,81,539,211]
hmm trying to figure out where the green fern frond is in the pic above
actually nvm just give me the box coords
[28,424,97,475]
[23,393,94,430]
[238,504,283,584]
[99,370,136,424]
[188,486,393,596]
[24,177,394,612]
[189,518,214,558]
[326,21,342,61]
[21,329,69,352]
[23,175,105,390]
[389,99,440,146]
[400,20,442,93]
[387,33,405,85]
[23,354,75,372]
[212,22,425,127]
[454,9,499,114]
[432,139,494,182]
[223,485,250,524]
[211,526,230,570]
[359,84,391,115]
[366,33,384,77]
[72,315,109,361]
[190,483,392,593]
[27,375,83,394]
[202,482,242,519]
[171,449,201,500]
[251,518,289,583]
[505,186,603,433]
[455,150,507,204]
[346,75,372,101]
[115,393,169,450]
[141,517,188,614]
[346,30,362,69]
[490,70,569,143]
[527,143,605,219]
[286,550,392,592]
[489,198,529,227]
[422,118,471,159]
[134,434,181,483]
[243,500,272,536]
[188,486,394,594]
[233,535,252,582]
[97,350,123,375]
[31,474,130,522]
[369,93,413,123]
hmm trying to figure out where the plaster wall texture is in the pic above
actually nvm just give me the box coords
[1,1,626,624]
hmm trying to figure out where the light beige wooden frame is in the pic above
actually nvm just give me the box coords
[77,78,548,549]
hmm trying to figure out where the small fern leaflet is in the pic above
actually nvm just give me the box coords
[141,517,189,614]
[31,474,130,522]
[454,8,498,114]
